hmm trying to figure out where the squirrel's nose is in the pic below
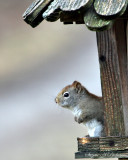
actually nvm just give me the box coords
[55,98,58,103]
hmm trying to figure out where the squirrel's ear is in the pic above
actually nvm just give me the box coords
[72,81,82,93]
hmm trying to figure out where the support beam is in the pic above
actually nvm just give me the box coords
[96,19,128,136]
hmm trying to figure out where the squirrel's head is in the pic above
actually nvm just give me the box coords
[55,81,85,109]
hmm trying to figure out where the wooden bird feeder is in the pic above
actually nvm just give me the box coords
[23,0,128,159]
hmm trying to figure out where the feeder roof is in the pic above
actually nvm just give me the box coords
[23,0,128,31]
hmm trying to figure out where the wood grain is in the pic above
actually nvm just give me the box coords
[77,137,128,152]
[96,20,126,136]
[42,0,93,22]
[23,0,53,27]
[84,5,113,31]
[114,20,128,136]
[75,150,128,159]
[94,0,127,16]
[76,136,128,158]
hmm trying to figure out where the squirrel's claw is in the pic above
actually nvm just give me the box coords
[78,118,84,124]
[75,117,84,124]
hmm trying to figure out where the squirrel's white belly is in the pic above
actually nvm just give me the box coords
[85,119,103,137]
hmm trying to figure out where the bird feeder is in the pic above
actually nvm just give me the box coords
[23,0,128,159]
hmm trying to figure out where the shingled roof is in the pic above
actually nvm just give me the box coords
[23,0,128,31]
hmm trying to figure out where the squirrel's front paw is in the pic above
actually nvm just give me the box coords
[74,116,84,124]
[78,117,84,123]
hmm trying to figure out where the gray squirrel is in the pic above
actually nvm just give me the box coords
[55,81,105,137]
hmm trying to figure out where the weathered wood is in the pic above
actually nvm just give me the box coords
[99,136,128,151]
[43,8,60,22]
[76,137,128,159]
[96,20,126,136]
[114,20,128,136]
[22,0,53,27]
[75,150,128,159]
[94,0,127,16]
[78,137,99,151]
[60,11,84,24]
[22,0,128,29]
[77,137,128,152]
[84,5,113,31]
[43,0,93,18]
[42,0,93,23]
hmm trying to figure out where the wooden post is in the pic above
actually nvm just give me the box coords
[96,19,128,137]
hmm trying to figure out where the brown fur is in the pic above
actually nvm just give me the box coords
[55,81,105,137]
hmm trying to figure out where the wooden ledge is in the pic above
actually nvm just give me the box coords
[75,137,128,159]
[75,150,128,159]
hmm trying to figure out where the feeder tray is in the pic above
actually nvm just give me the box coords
[76,137,128,158]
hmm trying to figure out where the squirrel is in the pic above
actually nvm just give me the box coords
[55,81,105,137]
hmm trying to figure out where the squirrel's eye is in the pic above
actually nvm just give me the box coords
[63,92,69,97]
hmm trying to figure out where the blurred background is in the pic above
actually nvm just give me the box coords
[0,1,113,160]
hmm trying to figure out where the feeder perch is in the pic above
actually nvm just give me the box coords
[23,0,128,159]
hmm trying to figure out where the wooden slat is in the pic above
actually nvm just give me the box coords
[94,0,127,16]
[84,5,113,31]
[122,137,128,149]
[114,20,128,136]
[77,137,128,152]
[78,137,99,151]
[22,0,53,27]
[42,0,93,22]
[76,137,128,158]
[100,137,124,151]
[96,20,125,136]
[59,0,92,11]
[43,0,92,15]
[75,150,128,159]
